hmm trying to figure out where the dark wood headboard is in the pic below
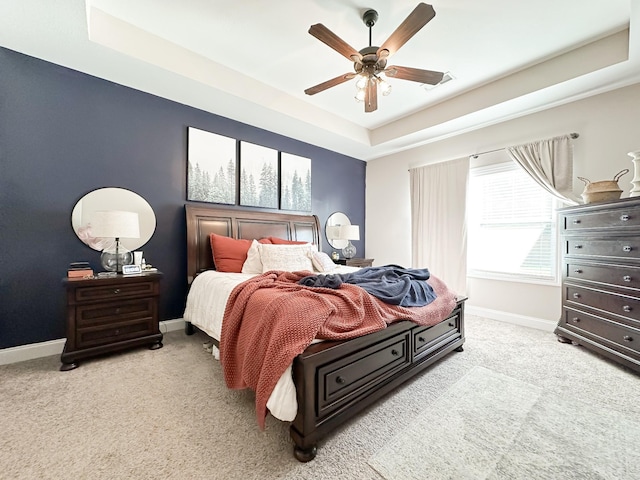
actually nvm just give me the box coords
[185,204,321,283]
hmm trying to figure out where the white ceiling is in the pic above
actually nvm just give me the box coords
[1,0,638,160]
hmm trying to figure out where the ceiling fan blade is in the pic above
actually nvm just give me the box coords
[309,23,362,62]
[384,65,444,84]
[304,73,355,96]
[364,79,378,113]
[377,3,436,58]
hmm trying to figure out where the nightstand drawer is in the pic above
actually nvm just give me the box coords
[74,280,157,303]
[76,319,154,348]
[76,298,155,327]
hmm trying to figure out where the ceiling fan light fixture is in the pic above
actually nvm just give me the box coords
[355,74,369,90]
[354,88,366,102]
[378,77,392,96]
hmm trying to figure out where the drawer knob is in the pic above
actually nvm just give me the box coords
[572,219,581,225]
[574,269,583,274]
[114,329,120,335]
[573,293,581,299]
[574,245,583,249]
[113,288,121,294]
[391,349,399,356]
[336,376,345,385]
[571,317,580,323]
[448,322,454,327]
[621,214,630,222]
[418,336,425,343]
[624,335,633,342]
[623,246,633,252]
[624,275,632,282]
[623,305,632,313]
[115,308,121,315]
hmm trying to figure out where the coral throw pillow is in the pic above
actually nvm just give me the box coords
[209,233,253,273]
[267,236,309,245]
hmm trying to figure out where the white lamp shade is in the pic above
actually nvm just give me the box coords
[339,224,360,241]
[90,210,140,239]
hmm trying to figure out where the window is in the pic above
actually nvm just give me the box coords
[467,162,559,284]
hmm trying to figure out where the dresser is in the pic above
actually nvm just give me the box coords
[555,198,640,372]
[333,258,374,267]
[60,272,163,371]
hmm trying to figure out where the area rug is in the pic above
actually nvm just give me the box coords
[368,366,640,480]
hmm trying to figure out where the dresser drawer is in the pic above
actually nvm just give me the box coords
[318,333,410,414]
[566,261,640,292]
[413,315,459,359]
[76,319,154,349]
[74,280,157,303]
[562,209,640,232]
[561,308,640,355]
[564,238,640,261]
[76,298,155,327]
[565,284,640,325]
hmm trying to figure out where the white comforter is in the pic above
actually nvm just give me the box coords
[183,267,358,422]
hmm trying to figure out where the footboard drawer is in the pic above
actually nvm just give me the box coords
[413,314,459,360]
[317,332,411,416]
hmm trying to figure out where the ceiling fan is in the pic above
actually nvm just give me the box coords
[304,2,445,113]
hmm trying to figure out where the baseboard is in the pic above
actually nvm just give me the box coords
[465,306,557,332]
[0,318,186,366]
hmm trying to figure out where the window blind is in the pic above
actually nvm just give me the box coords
[467,162,558,283]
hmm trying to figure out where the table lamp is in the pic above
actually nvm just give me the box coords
[91,210,140,272]
[339,224,360,259]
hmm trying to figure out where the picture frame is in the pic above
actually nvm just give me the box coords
[187,127,237,204]
[239,141,279,208]
[280,152,311,211]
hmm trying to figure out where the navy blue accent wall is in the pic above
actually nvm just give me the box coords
[0,47,366,349]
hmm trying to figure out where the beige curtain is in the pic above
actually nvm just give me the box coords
[409,157,469,296]
[506,134,579,205]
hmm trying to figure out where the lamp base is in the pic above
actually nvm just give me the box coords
[100,246,133,272]
[342,241,356,259]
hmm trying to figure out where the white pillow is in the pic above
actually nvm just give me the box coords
[241,239,263,274]
[258,243,314,272]
[309,250,337,272]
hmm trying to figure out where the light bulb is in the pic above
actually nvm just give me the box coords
[379,79,392,96]
[355,74,368,90]
[354,88,366,102]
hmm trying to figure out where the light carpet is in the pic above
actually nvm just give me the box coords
[368,366,640,480]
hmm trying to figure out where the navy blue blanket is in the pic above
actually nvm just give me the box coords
[298,265,437,307]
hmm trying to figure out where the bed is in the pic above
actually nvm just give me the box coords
[183,204,466,461]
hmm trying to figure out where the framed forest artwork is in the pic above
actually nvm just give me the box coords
[281,152,311,211]
[187,127,236,204]
[239,141,278,208]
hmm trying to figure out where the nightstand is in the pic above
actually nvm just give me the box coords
[333,258,374,267]
[60,272,163,371]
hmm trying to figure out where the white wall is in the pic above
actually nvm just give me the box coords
[366,82,640,323]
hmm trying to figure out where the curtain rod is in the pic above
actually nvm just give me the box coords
[470,132,579,159]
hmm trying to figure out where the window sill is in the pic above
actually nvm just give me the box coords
[467,271,560,287]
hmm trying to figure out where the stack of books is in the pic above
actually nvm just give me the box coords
[67,261,94,279]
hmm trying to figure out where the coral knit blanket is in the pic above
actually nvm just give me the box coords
[219,270,457,429]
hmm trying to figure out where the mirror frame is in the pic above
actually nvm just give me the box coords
[325,211,351,249]
[71,187,156,252]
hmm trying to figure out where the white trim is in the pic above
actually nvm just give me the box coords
[0,318,186,366]
[466,306,557,332]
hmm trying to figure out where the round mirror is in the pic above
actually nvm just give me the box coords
[71,187,156,251]
[325,211,351,249]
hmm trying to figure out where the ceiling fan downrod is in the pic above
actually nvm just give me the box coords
[362,9,378,47]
